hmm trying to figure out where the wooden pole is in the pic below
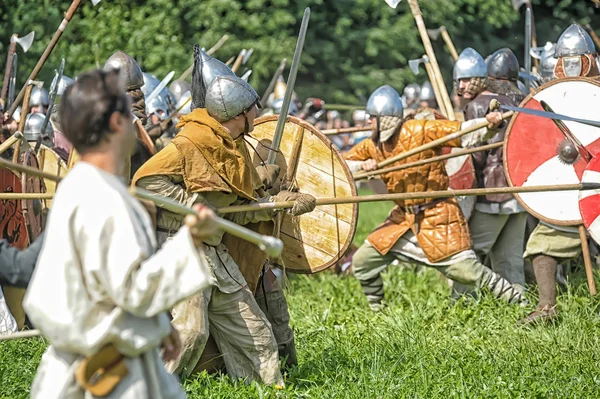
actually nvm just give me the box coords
[322,125,372,136]
[578,225,597,296]
[218,183,592,214]
[230,49,246,74]
[0,329,41,342]
[586,24,600,50]
[1,36,18,104]
[374,111,513,169]
[179,34,230,81]
[323,104,364,111]
[406,0,455,120]
[0,132,23,156]
[7,0,84,117]
[0,193,55,200]
[440,27,459,62]
[354,141,502,180]
[13,84,34,163]
[422,56,448,117]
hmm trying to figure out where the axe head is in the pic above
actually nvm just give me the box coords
[11,31,35,53]
[241,70,252,81]
[408,58,425,75]
[242,48,254,64]
[511,0,529,10]
[91,0,102,5]
[427,28,441,40]
[385,0,402,9]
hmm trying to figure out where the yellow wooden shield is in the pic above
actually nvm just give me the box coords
[38,145,69,208]
[239,115,358,275]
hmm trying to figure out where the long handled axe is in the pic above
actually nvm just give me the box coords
[402,0,456,121]
[1,32,35,105]
[427,26,459,62]
[6,0,102,118]
[408,55,449,118]
[231,48,254,74]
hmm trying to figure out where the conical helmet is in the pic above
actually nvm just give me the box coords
[403,83,421,104]
[419,81,435,101]
[205,75,260,123]
[453,47,487,81]
[30,86,49,108]
[487,48,520,81]
[191,45,236,110]
[365,85,404,118]
[24,113,54,145]
[104,51,144,90]
[538,42,558,80]
[555,23,596,58]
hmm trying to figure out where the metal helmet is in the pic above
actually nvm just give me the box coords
[23,113,54,146]
[539,42,558,80]
[141,72,161,98]
[51,74,75,97]
[487,48,520,81]
[205,75,260,123]
[272,98,298,115]
[453,47,487,81]
[352,110,370,123]
[104,51,144,91]
[176,91,192,115]
[169,79,191,101]
[30,86,49,108]
[365,85,404,118]
[146,93,169,120]
[403,83,421,104]
[555,23,596,58]
[12,105,22,123]
[198,50,235,88]
[419,81,435,101]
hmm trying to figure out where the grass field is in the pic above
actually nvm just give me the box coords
[1,189,600,398]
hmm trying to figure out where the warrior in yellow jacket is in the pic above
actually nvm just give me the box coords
[345,85,526,310]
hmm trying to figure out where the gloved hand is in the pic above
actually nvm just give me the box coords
[256,164,281,190]
[273,190,316,216]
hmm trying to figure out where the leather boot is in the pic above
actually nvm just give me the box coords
[518,255,559,325]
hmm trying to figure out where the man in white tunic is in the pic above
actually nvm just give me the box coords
[23,68,217,399]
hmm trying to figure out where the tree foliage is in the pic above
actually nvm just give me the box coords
[0,0,599,106]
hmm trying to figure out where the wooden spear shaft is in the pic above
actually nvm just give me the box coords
[0,158,283,257]
[440,27,459,62]
[7,0,83,117]
[230,49,246,74]
[406,0,455,120]
[0,132,23,156]
[375,111,513,169]
[423,56,448,117]
[578,225,598,296]
[354,142,502,180]
[13,84,34,163]
[0,329,41,342]
[322,125,372,135]
[1,36,18,104]
[218,183,593,214]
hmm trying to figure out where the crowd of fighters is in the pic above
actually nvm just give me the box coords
[0,17,598,397]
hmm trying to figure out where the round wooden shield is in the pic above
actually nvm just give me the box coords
[580,156,600,244]
[504,77,600,225]
[38,145,69,208]
[442,147,476,220]
[244,116,358,274]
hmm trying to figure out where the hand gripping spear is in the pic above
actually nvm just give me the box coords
[6,0,102,118]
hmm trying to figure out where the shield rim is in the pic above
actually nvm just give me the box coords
[252,114,359,274]
[503,76,600,226]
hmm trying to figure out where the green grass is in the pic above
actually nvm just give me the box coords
[2,191,600,398]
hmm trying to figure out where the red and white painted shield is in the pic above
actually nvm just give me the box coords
[442,147,476,220]
[504,78,600,225]
[580,156,600,244]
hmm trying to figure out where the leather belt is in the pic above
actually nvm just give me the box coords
[404,198,444,215]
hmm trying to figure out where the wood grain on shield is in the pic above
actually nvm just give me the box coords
[38,145,69,208]
[248,115,358,274]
